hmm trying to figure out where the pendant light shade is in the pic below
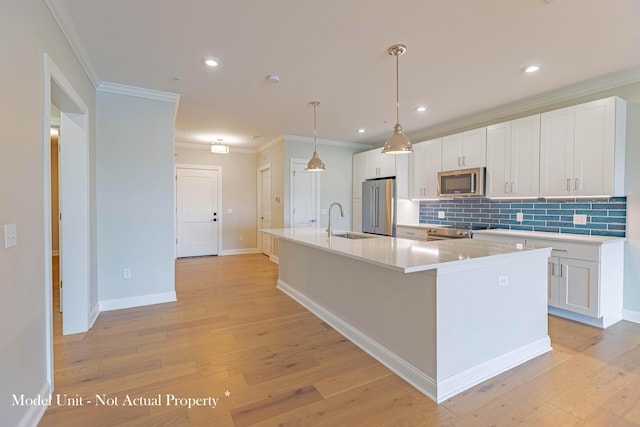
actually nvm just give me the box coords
[382,44,412,154]
[306,101,325,172]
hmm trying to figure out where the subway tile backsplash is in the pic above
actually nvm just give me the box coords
[419,197,626,237]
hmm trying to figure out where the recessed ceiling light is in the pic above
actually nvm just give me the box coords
[203,56,219,67]
[524,65,541,73]
[357,129,366,133]
[416,106,427,112]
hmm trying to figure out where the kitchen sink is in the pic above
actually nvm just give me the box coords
[332,232,378,240]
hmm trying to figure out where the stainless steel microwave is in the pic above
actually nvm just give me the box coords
[437,167,486,197]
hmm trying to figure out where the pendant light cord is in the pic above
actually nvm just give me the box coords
[395,53,400,125]
[313,102,318,151]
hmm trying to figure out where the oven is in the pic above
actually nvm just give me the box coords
[426,225,488,241]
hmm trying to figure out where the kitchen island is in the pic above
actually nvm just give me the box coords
[261,228,552,403]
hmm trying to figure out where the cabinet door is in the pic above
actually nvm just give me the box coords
[574,98,615,196]
[352,152,367,198]
[366,149,396,178]
[486,122,511,198]
[351,198,362,232]
[410,138,441,199]
[460,127,487,168]
[548,257,560,308]
[442,133,463,170]
[510,115,540,197]
[540,106,575,197]
[556,258,599,317]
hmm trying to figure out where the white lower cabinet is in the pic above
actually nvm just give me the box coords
[473,231,623,328]
[549,256,599,318]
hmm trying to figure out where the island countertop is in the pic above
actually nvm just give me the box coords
[261,228,550,274]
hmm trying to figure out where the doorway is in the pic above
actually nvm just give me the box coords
[258,163,272,256]
[175,165,222,257]
[43,54,91,390]
[290,159,320,228]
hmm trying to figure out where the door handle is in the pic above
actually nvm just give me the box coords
[504,182,509,193]
[574,178,579,191]
[566,178,571,191]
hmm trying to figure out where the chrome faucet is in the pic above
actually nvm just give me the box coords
[327,202,344,237]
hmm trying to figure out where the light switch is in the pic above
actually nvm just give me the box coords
[4,223,17,248]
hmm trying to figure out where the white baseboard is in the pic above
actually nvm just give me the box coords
[89,303,100,327]
[278,279,552,403]
[548,307,622,329]
[99,291,177,312]
[269,254,279,264]
[51,250,59,256]
[278,279,438,401]
[436,337,551,402]
[17,381,50,427]
[622,309,640,325]
[221,248,259,256]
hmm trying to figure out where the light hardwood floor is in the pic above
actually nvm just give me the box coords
[40,254,640,426]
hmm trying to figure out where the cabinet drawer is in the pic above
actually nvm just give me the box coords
[396,227,428,241]
[527,239,600,262]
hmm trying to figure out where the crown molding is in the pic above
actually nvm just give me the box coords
[174,141,256,154]
[257,135,285,152]
[409,66,640,143]
[282,134,371,150]
[44,0,100,88]
[97,82,180,104]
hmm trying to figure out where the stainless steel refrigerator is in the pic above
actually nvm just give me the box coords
[362,178,396,236]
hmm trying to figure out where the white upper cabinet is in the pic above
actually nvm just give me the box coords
[365,148,396,179]
[409,138,442,199]
[352,152,367,198]
[487,115,540,198]
[540,97,626,197]
[442,127,487,170]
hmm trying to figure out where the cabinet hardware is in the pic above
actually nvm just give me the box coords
[462,156,466,167]
[511,182,515,193]
[566,178,571,191]
[551,263,555,276]
[457,156,461,167]
[504,182,509,193]
[574,178,579,191]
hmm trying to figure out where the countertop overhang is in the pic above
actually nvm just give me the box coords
[261,228,551,273]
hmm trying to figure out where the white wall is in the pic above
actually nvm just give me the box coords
[96,90,176,303]
[0,1,96,425]
[174,146,258,251]
[284,140,360,230]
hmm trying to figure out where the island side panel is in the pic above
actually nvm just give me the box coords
[277,238,438,379]
[435,252,551,384]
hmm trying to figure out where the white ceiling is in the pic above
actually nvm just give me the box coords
[50,0,640,151]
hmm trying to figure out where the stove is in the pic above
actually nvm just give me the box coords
[425,224,490,240]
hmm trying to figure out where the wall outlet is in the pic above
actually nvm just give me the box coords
[498,276,508,287]
[516,212,524,222]
[573,214,587,225]
[4,223,17,248]
[438,211,445,219]
[123,268,132,279]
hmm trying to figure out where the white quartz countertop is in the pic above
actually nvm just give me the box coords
[472,229,625,245]
[261,228,550,273]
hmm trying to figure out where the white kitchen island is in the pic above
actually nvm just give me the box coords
[261,228,552,403]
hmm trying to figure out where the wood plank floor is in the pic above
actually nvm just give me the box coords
[40,254,640,426]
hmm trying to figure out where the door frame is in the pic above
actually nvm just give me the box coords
[43,53,91,389]
[289,158,321,228]
[257,162,271,253]
[174,164,223,258]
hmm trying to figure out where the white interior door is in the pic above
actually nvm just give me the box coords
[176,168,219,257]
[259,167,272,255]
[291,160,320,228]
[59,112,89,335]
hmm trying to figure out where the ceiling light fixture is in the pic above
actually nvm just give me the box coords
[306,101,325,172]
[210,139,229,154]
[203,56,219,67]
[524,64,541,73]
[382,44,412,154]
[416,106,427,112]
[358,129,366,134]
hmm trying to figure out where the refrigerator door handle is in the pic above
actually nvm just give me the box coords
[370,186,376,228]
[375,186,379,227]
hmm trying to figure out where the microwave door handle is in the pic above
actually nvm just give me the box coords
[471,173,477,194]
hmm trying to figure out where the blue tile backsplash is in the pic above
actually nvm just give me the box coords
[419,197,626,237]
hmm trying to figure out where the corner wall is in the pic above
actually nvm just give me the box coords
[96,90,176,305]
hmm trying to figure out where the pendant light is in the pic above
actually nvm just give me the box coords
[382,44,412,154]
[306,101,325,171]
